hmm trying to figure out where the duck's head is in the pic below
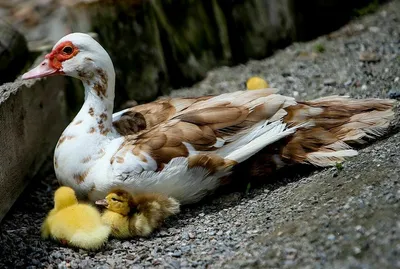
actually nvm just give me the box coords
[22,33,115,99]
[53,186,78,211]
[95,190,133,215]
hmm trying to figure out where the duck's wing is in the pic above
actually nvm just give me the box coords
[111,90,395,175]
[110,89,300,174]
[111,97,212,136]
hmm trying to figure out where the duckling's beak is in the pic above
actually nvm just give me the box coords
[95,199,108,207]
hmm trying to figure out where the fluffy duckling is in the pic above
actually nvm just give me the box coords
[42,186,110,250]
[96,190,180,238]
[246,76,270,90]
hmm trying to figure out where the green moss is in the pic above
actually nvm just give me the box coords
[354,0,380,17]
[313,43,325,53]
[335,162,344,171]
[212,0,231,61]
[245,182,252,195]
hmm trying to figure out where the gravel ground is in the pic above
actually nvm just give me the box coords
[1,1,400,268]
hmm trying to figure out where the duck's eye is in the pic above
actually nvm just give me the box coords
[62,46,73,55]
[111,197,118,202]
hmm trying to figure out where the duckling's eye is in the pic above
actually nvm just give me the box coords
[111,197,118,202]
[62,46,73,55]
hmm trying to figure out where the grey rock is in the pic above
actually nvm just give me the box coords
[327,234,336,241]
[171,251,182,257]
[188,232,196,239]
[323,78,336,86]
[387,88,400,99]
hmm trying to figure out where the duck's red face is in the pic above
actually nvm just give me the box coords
[22,41,79,80]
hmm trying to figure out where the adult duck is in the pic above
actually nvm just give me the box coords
[22,33,395,204]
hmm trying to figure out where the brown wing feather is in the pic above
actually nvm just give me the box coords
[120,120,216,169]
[113,97,213,136]
[113,91,395,175]
[115,90,284,170]
[113,111,147,135]
[282,97,394,166]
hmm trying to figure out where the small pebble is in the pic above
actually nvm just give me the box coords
[327,234,336,240]
[284,248,297,260]
[387,88,400,99]
[171,251,182,257]
[359,51,380,62]
[323,78,336,86]
[181,232,189,241]
[353,247,362,255]
[188,232,196,239]
[57,262,68,269]
[159,230,169,237]
[344,79,353,87]
[368,26,380,33]
[181,246,191,253]
[355,225,365,234]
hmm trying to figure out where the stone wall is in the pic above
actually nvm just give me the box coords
[64,0,384,108]
[0,77,68,221]
[0,20,29,84]
[65,0,297,107]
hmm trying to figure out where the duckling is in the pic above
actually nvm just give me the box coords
[96,190,180,238]
[42,186,110,250]
[246,76,270,90]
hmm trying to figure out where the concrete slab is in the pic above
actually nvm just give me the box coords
[0,77,68,221]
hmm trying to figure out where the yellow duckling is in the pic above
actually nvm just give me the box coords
[42,186,110,250]
[96,190,180,238]
[246,76,270,90]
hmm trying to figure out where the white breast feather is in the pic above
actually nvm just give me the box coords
[112,157,228,204]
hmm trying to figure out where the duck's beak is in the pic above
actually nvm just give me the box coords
[95,199,108,207]
[22,59,59,80]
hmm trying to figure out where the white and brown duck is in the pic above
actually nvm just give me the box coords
[22,33,395,204]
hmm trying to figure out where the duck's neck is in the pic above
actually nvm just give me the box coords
[70,65,116,137]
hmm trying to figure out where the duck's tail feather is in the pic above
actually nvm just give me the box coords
[281,96,395,166]
[224,121,313,163]
[232,97,396,176]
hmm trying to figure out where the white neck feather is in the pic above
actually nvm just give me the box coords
[72,54,116,135]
